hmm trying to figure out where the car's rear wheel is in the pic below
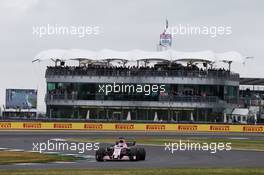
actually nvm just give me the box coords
[95,148,105,161]
[137,148,146,160]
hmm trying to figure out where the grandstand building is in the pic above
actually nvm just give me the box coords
[43,49,241,122]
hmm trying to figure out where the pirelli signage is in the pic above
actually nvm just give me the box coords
[243,126,263,132]
[115,124,134,130]
[0,123,11,129]
[0,122,263,132]
[53,123,72,129]
[146,124,166,131]
[210,125,230,131]
[178,125,198,131]
[23,123,42,129]
[84,123,103,130]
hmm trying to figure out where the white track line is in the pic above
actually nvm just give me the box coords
[228,137,249,140]
[8,149,25,152]
[15,163,41,166]
[53,161,76,164]
[43,151,60,154]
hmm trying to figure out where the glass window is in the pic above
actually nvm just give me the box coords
[47,83,55,91]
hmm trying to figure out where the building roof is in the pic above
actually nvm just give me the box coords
[240,78,264,86]
[33,49,245,63]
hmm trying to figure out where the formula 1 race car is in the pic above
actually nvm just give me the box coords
[95,137,146,161]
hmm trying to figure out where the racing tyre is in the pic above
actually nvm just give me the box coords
[129,148,139,161]
[95,148,105,161]
[137,148,146,160]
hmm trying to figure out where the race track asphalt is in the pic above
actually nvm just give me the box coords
[0,131,263,169]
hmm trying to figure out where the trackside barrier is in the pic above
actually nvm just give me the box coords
[0,122,263,133]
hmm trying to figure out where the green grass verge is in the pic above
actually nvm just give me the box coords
[67,137,264,151]
[0,151,76,165]
[1,168,264,175]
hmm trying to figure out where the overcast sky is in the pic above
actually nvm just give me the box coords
[0,0,263,112]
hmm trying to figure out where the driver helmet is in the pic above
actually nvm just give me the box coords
[118,137,125,143]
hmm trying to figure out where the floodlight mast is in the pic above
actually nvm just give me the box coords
[222,60,233,71]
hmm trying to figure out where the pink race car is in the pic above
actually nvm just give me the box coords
[95,137,146,161]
